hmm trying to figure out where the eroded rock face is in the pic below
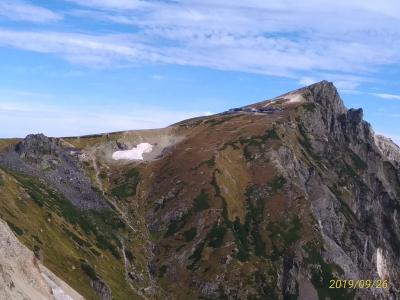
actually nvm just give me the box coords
[278,82,400,298]
[0,220,83,300]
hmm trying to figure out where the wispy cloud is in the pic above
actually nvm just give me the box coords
[371,93,400,100]
[0,29,139,67]
[0,27,383,89]
[1,0,400,90]
[0,1,62,23]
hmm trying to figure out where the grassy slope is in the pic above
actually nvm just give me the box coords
[0,167,143,300]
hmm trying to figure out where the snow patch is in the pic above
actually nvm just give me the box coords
[112,143,153,160]
[285,94,304,104]
[263,93,304,107]
[376,248,389,279]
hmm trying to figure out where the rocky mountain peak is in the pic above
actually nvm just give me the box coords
[1,132,107,210]
[301,80,347,115]
[15,133,58,158]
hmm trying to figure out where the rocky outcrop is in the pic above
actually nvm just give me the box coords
[0,133,107,210]
[15,134,59,162]
[90,277,112,300]
[375,134,400,165]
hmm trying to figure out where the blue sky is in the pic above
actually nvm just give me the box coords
[0,1,399,144]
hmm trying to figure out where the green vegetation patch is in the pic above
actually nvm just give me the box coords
[193,191,210,212]
[165,191,210,238]
[124,249,135,264]
[329,185,357,221]
[159,265,168,277]
[9,171,96,234]
[186,222,227,268]
[349,151,367,171]
[243,185,267,258]
[266,216,302,260]
[187,241,205,270]
[0,168,137,300]
[252,271,280,300]
[207,224,227,248]
[165,210,192,237]
[269,176,286,193]
[342,162,359,179]
[189,173,288,268]
[220,176,287,261]
[336,158,369,193]
[199,158,216,168]
[63,227,92,249]
[95,234,121,259]
[298,124,313,154]
[303,242,354,300]
[221,141,241,151]
[231,217,249,261]
[239,127,280,161]
[262,127,280,140]
[303,102,317,112]
[6,220,24,236]
[81,261,98,280]
[183,227,197,242]
[111,168,140,200]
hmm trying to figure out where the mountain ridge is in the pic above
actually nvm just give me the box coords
[1,81,399,299]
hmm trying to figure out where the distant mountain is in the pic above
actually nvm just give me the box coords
[0,81,399,299]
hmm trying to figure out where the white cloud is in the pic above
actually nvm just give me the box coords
[1,0,400,90]
[371,93,400,100]
[0,29,139,67]
[0,27,383,88]
[0,1,62,23]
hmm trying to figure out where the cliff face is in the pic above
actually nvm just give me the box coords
[0,81,399,299]
[272,82,400,299]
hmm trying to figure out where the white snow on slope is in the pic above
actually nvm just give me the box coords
[285,94,305,104]
[263,93,304,107]
[376,248,389,279]
[112,143,153,160]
